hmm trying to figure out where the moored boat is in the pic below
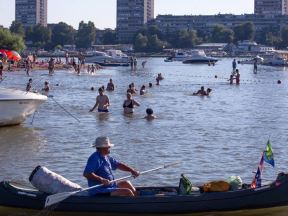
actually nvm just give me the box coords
[0,88,47,126]
[1,172,288,215]
[95,62,130,67]
[182,50,218,64]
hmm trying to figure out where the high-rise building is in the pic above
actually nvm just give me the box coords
[254,0,288,15]
[116,0,154,43]
[15,0,48,27]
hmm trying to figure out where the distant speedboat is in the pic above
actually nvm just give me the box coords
[0,88,47,126]
[164,50,191,62]
[265,54,288,66]
[238,56,264,65]
[182,50,218,64]
[85,50,129,65]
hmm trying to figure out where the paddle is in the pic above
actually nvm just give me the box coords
[44,161,180,208]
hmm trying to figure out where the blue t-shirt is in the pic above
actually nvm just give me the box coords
[83,151,119,195]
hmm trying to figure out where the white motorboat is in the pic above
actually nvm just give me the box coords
[263,54,288,66]
[238,55,264,64]
[164,50,191,62]
[182,50,218,64]
[0,88,47,126]
[85,50,129,64]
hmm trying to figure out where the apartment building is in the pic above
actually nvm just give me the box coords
[152,14,288,41]
[116,0,154,43]
[15,0,48,27]
[254,0,288,15]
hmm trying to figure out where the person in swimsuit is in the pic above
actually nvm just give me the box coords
[140,85,146,95]
[106,79,115,91]
[123,93,140,114]
[90,88,110,113]
[144,108,157,120]
[193,86,206,96]
[235,69,240,85]
[26,78,33,92]
[42,81,50,92]
[127,84,137,94]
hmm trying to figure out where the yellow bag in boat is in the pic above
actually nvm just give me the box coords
[203,180,230,192]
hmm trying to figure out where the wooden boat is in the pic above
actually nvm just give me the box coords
[1,172,288,215]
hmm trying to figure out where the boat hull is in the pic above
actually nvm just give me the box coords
[95,62,130,67]
[183,59,218,64]
[0,88,47,126]
[1,205,288,216]
[2,177,288,215]
[0,99,46,126]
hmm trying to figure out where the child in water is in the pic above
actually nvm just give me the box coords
[144,108,157,120]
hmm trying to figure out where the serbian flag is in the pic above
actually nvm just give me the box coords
[251,153,264,188]
[263,140,275,167]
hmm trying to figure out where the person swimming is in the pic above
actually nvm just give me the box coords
[123,93,140,114]
[144,108,157,120]
[193,86,206,96]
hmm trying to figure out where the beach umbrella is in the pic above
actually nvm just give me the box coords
[5,50,21,61]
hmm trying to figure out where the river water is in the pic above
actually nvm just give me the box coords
[1,58,288,188]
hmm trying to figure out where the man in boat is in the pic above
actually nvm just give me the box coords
[83,136,140,196]
[89,87,110,113]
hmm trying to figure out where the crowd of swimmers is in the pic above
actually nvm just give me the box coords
[88,71,164,120]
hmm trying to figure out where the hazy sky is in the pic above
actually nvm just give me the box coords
[0,0,254,29]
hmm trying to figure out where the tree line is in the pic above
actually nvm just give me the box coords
[2,20,288,52]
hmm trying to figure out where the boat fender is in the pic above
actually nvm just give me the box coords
[29,166,82,194]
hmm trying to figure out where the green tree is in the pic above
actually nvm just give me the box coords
[51,22,75,48]
[234,22,255,42]
[9,21,25,38]
[76,21,96,48]
[147,34,165,52]
[176,29,198,48]
[134,33,148,51]
[102,30,116,44]
[147,25,163,40]
[25,24,51,48]
[211,24,234,43]
[281,26,288,48]
[0,28,25,51]
[265,32,282,48]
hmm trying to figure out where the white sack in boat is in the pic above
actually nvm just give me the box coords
[29,166,82,194]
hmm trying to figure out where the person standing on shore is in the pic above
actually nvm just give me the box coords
[83,136,140,196]
[89,87,110,113]
[48,58,55,76]
[0,61,3,80]
[25,58,31,76]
